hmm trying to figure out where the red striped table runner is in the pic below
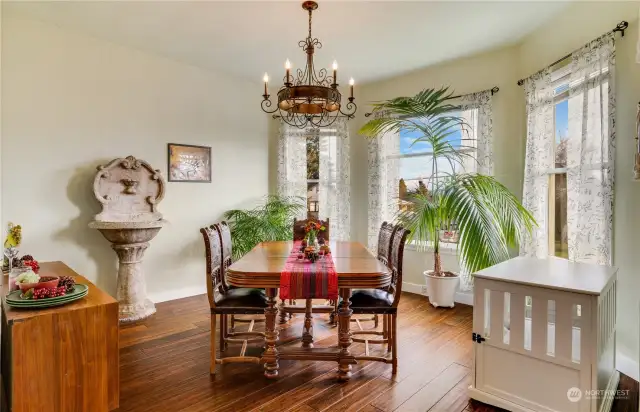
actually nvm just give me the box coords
[279,241,338,300]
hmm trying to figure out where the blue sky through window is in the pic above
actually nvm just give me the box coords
[555,99,568,143]
[399,114,463,155]
[397,113,465,191]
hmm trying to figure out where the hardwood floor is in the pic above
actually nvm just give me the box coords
[115,292,638,412]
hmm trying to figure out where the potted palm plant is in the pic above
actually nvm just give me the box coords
[360,88,535,308]
[223,195,305,260]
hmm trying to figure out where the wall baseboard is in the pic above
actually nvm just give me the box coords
[148,285,207,304]
[402,281,474,306]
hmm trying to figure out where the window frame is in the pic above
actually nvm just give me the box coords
[390,108,480,252]
[391,108,480,195]
[547,62,571,259]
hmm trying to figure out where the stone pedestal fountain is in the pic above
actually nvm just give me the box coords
[89,156,166,324]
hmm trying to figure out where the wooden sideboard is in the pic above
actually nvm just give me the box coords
[1,262,119,412]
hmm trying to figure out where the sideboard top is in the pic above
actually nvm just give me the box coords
[473,256,618,295]
[2,261,117,323]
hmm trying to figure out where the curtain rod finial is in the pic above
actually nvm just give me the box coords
[614,21,628,37]
[490,86,499,95]
[517,79,525,86]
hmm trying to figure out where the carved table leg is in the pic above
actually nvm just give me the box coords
[278,299,288,324]
[112,242,156,324]
[302,298,314,348]
[337,287,356,381]
[263,288,280,379]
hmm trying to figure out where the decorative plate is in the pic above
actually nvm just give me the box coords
[5,284,89,308]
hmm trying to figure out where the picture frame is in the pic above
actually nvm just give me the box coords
[167,143,212,183]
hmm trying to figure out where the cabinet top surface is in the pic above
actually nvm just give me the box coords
[473,256,618,295]
[2,261,117,322]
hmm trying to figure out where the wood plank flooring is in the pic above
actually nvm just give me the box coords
[115,292,638,412]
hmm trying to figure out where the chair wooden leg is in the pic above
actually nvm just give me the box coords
[374,314,379,329]
[382,314,388,339]
[391,314,398,374]
[219,315,227,352]
[387,315,392,353]
[230,314,236,331]
[279,299,288,324]
[210,314,217,375]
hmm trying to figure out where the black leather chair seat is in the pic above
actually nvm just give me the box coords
[212,288,268,314]
[348,289,397,314]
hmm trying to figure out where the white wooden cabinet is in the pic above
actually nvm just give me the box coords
[470,256,618,412]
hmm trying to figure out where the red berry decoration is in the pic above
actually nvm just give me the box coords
[31,286,66,300]
[22,259,40,274]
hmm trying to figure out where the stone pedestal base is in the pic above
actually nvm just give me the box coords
[112,242,155,324]
[119,299,156,324]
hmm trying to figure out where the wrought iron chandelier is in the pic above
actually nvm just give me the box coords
[261,1,356,128]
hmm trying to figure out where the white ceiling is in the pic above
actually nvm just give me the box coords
[5,1,571,84]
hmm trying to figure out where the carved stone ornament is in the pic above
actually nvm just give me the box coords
[93,155,165,222]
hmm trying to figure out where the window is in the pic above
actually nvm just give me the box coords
[306,134,319,219]
[548,64,570,259]
[394,109,479,210]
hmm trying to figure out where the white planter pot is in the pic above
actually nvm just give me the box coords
[424,270,460,308]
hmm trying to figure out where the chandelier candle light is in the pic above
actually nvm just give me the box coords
[261,1,356,128]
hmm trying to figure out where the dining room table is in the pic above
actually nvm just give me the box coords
[226,240,390,381]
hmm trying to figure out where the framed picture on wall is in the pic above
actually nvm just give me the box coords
[167,143,212,182]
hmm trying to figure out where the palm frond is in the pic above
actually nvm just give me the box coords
[223,195,305,260]
[440,175,535,273]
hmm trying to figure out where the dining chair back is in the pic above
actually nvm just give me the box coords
[201,225,226,308]
[214,221,233,278]
[377,222,397,267]
[293,218,330,242]
[389,226,411,306]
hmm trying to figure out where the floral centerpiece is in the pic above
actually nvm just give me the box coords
[304,220,326,246]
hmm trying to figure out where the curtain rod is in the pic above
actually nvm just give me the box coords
[363,86,499,118]
[516,21,628,86]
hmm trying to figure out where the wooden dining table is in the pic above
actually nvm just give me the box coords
[227,240,390,381]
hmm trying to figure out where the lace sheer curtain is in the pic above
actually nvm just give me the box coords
[461,90,494,176]
[521,33,616,264]
[367,110,399,251]
[458,90,494,290]
[277,121,308,220]
[566,33,615,265]
[521,69,554,259]
[319,119,351,240]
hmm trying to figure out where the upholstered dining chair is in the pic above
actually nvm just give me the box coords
[349,225,410,374]
[280,217,336,325]
[200,224,267,374]
[215,221,266,335]
[352,221,398,330]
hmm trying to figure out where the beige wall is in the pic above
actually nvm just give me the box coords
[352,45,525,286]
[516,0,640,375]
[1,13,269,301]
